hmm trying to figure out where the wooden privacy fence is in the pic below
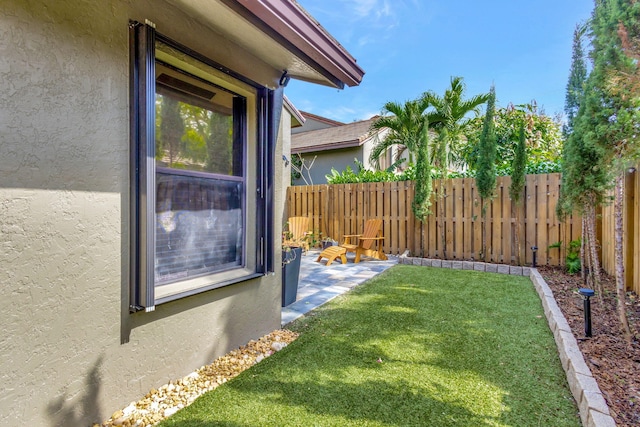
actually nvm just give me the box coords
[286,173,582,267]
[287,170,640,294]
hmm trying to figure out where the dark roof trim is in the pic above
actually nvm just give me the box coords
[221,0,365,88]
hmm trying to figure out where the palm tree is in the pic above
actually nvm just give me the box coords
[423,76,490,170]
[422,76,490,258]
[368,98,431,170]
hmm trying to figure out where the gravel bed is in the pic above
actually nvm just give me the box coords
[96,329,299,427]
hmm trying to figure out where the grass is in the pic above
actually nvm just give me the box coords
[160,265,580,427]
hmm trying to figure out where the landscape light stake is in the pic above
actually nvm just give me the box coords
[531,246,538,267]
[578,288,595,337]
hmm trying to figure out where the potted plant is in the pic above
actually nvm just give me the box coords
[282,232,303,306]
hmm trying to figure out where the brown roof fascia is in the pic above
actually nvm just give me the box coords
[221,0,365,88]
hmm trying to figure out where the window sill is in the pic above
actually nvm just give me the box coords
[154,270,264,306]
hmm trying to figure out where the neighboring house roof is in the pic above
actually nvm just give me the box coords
[291,116,383,153]
[284,95,305,128]
[299,111,345,127]
[200,0,365,88]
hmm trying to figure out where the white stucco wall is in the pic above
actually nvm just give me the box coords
[0,1,285,425]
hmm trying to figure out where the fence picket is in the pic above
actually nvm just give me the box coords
[501,176,512,265]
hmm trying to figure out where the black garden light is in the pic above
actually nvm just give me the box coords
[578,288,595,337]
[531,246,538,267]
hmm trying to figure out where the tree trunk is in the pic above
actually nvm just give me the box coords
[583,200,602,296]
[589,202,602,293]
[613,173,632,341]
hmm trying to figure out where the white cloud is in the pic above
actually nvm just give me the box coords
[319,106,380,123]
[350,0,378,18]
[349,0,394,20]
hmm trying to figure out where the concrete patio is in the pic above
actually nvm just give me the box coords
[281,249,398,326]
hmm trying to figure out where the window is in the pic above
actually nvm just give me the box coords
[129,21,276,310]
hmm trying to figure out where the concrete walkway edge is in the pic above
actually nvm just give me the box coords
[399,256,616,427]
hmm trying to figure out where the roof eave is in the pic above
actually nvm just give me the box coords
[292,139,361,154]
[284,95,306,127]
[220,0,365,88]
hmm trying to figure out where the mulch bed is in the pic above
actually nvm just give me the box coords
[537,266,640,427]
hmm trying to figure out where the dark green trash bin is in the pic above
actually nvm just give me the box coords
[282,247,302,307]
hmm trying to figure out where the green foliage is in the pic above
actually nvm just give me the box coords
[463,103,562,174]
[423,76,490,170]
[557,27,602,219]
[326,160,468,184]
[588,0,640,169]
[290,154,302,183]
[325,158,560,184]
[412,125,432,220]
[205,111,232,174]
[476,86,497,200]
[523,159,562,175]
[325,161,399,184]
[566,239,582,274]
[557,0,640,218]
[155,94,234,174]
[509,124,527,204]
[549,240,582,274]
[563,23,588,138]
[369,98,431,169]
[158,95,185,166]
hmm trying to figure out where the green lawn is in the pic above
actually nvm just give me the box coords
[160,265,580,427]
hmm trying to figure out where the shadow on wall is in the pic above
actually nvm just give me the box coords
[46,355,103,426]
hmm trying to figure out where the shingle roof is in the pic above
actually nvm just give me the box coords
[291,116,382,153]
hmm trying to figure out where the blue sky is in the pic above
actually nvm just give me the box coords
[284,0,594,123]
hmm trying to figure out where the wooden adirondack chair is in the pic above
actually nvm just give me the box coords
[340,219,387,263]
[283,216,310,252]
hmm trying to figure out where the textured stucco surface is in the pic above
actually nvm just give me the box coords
[0,1,284,425]
[294,147,364,185]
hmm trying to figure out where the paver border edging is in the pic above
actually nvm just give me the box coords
[399,256,616,427]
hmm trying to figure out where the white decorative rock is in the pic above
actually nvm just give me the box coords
[164,407,179,418]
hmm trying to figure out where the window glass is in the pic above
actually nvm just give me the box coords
[155,62,237,176]
[153,45,247,286]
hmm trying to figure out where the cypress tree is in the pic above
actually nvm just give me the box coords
[563,24,588,138]
[412,122,432,220]
[557,20,592,283]
[475,85,497,261]
[586,0,640,340]
[510,123,527,265]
